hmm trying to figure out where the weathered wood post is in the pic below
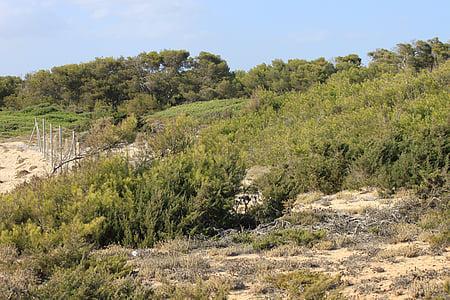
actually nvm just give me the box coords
[58,126,63,173]
[42,118,46,159]
[73,131,77,158]
[28,122,36,146]
[64,137,69,172]
[35,118,41,152]
[50,124,53,168]
[71,131,75,169]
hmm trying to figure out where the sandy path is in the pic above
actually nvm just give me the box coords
[0,141,50,194]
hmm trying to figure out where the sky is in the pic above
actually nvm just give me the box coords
[0,0,449,76]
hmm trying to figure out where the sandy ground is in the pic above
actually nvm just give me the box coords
[124,188,449,299]
[292,189,401,213]
[125,236,449,299]
[0,141,50,194]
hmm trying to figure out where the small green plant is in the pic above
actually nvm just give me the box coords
[230,232,253,244]
[147,98,246,124]
[35,254,152,299]
[0,103,90,139]
[252,228,325,250]
[265,270,343,299]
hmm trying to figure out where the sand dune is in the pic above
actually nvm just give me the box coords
[0,141,50,194]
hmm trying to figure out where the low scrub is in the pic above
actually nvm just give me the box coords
[265,270,343,299]
[252,228,326,250]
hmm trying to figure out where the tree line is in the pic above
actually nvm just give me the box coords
[0,38,448,112]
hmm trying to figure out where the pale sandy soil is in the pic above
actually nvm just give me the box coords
[0,141,50,193]
[125,237,448,299]
[225,243,449,299]
[292,189,401,213]
[123,189,449,299]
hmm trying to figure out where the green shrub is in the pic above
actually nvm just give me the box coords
[252,228,325,250]
[35,254,152,299]
[265,270,343,299]
[230,232,253,244]
[0,103,90,139]
[119,93,159,117]
[142,115,198,158]
[246,89,281,112]
[84,115,137,151]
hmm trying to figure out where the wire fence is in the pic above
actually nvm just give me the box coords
[29,117,82,173]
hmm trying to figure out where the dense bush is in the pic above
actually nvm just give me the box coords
[1,61,448,255]
[251,228,325,250]
[0,137,245,252]
[266,270,343,299]
[3,38,446,113]
[0,39,448,297]
[36,253,151,299]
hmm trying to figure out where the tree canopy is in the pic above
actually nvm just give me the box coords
[1,37,448,113]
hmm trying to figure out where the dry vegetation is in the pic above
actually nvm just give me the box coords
[2,189,443,299]
[0,42,448,299]
[102,195,448,299]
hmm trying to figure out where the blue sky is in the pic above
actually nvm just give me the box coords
[1,0,449,76]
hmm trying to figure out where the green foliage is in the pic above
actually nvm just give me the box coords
[3,38,446,116]
[136,140,245,245]
[143,115,198,158]
[369,37,449,73]
[0,38,448,299]
[2,57,447,257]
[36,253,151,299]
[240,58,336,94]
[0,103,90,139]
[335,54,362,71]
[0,76,22,108]
[84,115,137,151]
[251,228,325,250]
[246,89,282,113]
[0,134,245,250]
[5,50,241,112]
[265,270,343,300]
[147,98,246,123]
[119,93,159,117]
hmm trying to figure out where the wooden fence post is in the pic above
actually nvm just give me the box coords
[28,122,36,146]
[64,138,69,172]
[42,118,46,159]
[29,118,83,172]
[35,118,41,152]
[59,126,62,173]
[50,124,53,168]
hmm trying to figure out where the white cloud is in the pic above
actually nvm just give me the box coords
[68,0,199,38]
[0,0,199,40]
[0,0,66,39]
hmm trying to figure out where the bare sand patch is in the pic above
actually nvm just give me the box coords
[0,141,50,193]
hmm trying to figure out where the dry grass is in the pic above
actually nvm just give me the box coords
[391,222,422,243]
[264,270,343,299]
[0,269,37,299]
[152,275,232,299]
[377,244,424,259]
[154,237,202,254]
[314,239,337,251]
[266,244,306,257]
[137,252,211,283]
[294,192,324,205]
[335,190,359,201]
[410,279,449,299]
[207,244,255,257]
[0,245,37,299]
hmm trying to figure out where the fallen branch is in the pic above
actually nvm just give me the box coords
[51,143,128,174]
